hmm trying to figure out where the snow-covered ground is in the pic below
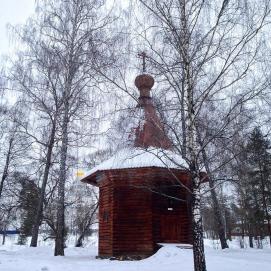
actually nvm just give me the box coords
[0,238,270,271]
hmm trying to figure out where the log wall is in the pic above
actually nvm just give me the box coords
[98,174,113,256]
[97,167,192,257]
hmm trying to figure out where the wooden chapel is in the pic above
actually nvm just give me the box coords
[81,70,192,258]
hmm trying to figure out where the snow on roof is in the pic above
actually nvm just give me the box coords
[83,147,188,178]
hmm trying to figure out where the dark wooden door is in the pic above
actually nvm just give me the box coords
[160,214,181,242]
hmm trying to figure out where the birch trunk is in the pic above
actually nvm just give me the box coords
[188,125,207,271]
[54,104,69,256]
[30,121,56,247]
[187,78,207,270]
[54,1,77,255]
[191,167,207,271]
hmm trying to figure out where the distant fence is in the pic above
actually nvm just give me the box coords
[0,230,20,235]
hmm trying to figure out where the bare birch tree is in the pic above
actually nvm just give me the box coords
[134,1,271,270]
[9,23,64,246]
[26,0,118,256]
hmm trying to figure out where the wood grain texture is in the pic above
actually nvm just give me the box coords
[93,167,192,257]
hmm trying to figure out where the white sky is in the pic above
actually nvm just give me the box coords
[0,0,36,57]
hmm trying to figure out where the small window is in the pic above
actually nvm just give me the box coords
[103,211,109,222]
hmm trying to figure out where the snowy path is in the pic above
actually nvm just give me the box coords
[0,244,270,271]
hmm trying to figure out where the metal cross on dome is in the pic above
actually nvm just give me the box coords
[138,51,148,73]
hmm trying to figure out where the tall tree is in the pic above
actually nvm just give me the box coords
[243,128,271,246]
[136,1,270,270]
[26,0,118,256]
[17,173,39,245]
[10,26,63,247]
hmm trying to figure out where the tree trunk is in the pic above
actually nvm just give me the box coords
[2,225,6,245]
[187,83,207,270]
[2,233,6,245]
[259,168,271,247]
[54,5,77,255]
[75,235,84,248]
[186,60,207,269]
[267,218,271,247]
[0,138,13,199]
[30,121,56,247]
[196,129,229,249]
[249,234,253,248]
[209,186,228,248]
[54,106,69,256]
[75,203,98,247]
[191,165,207,271]
[248,222,254,248]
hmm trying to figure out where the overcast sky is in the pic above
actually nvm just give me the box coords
[0,0,36,57]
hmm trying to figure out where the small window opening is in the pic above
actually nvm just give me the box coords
[103,211,109,222]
